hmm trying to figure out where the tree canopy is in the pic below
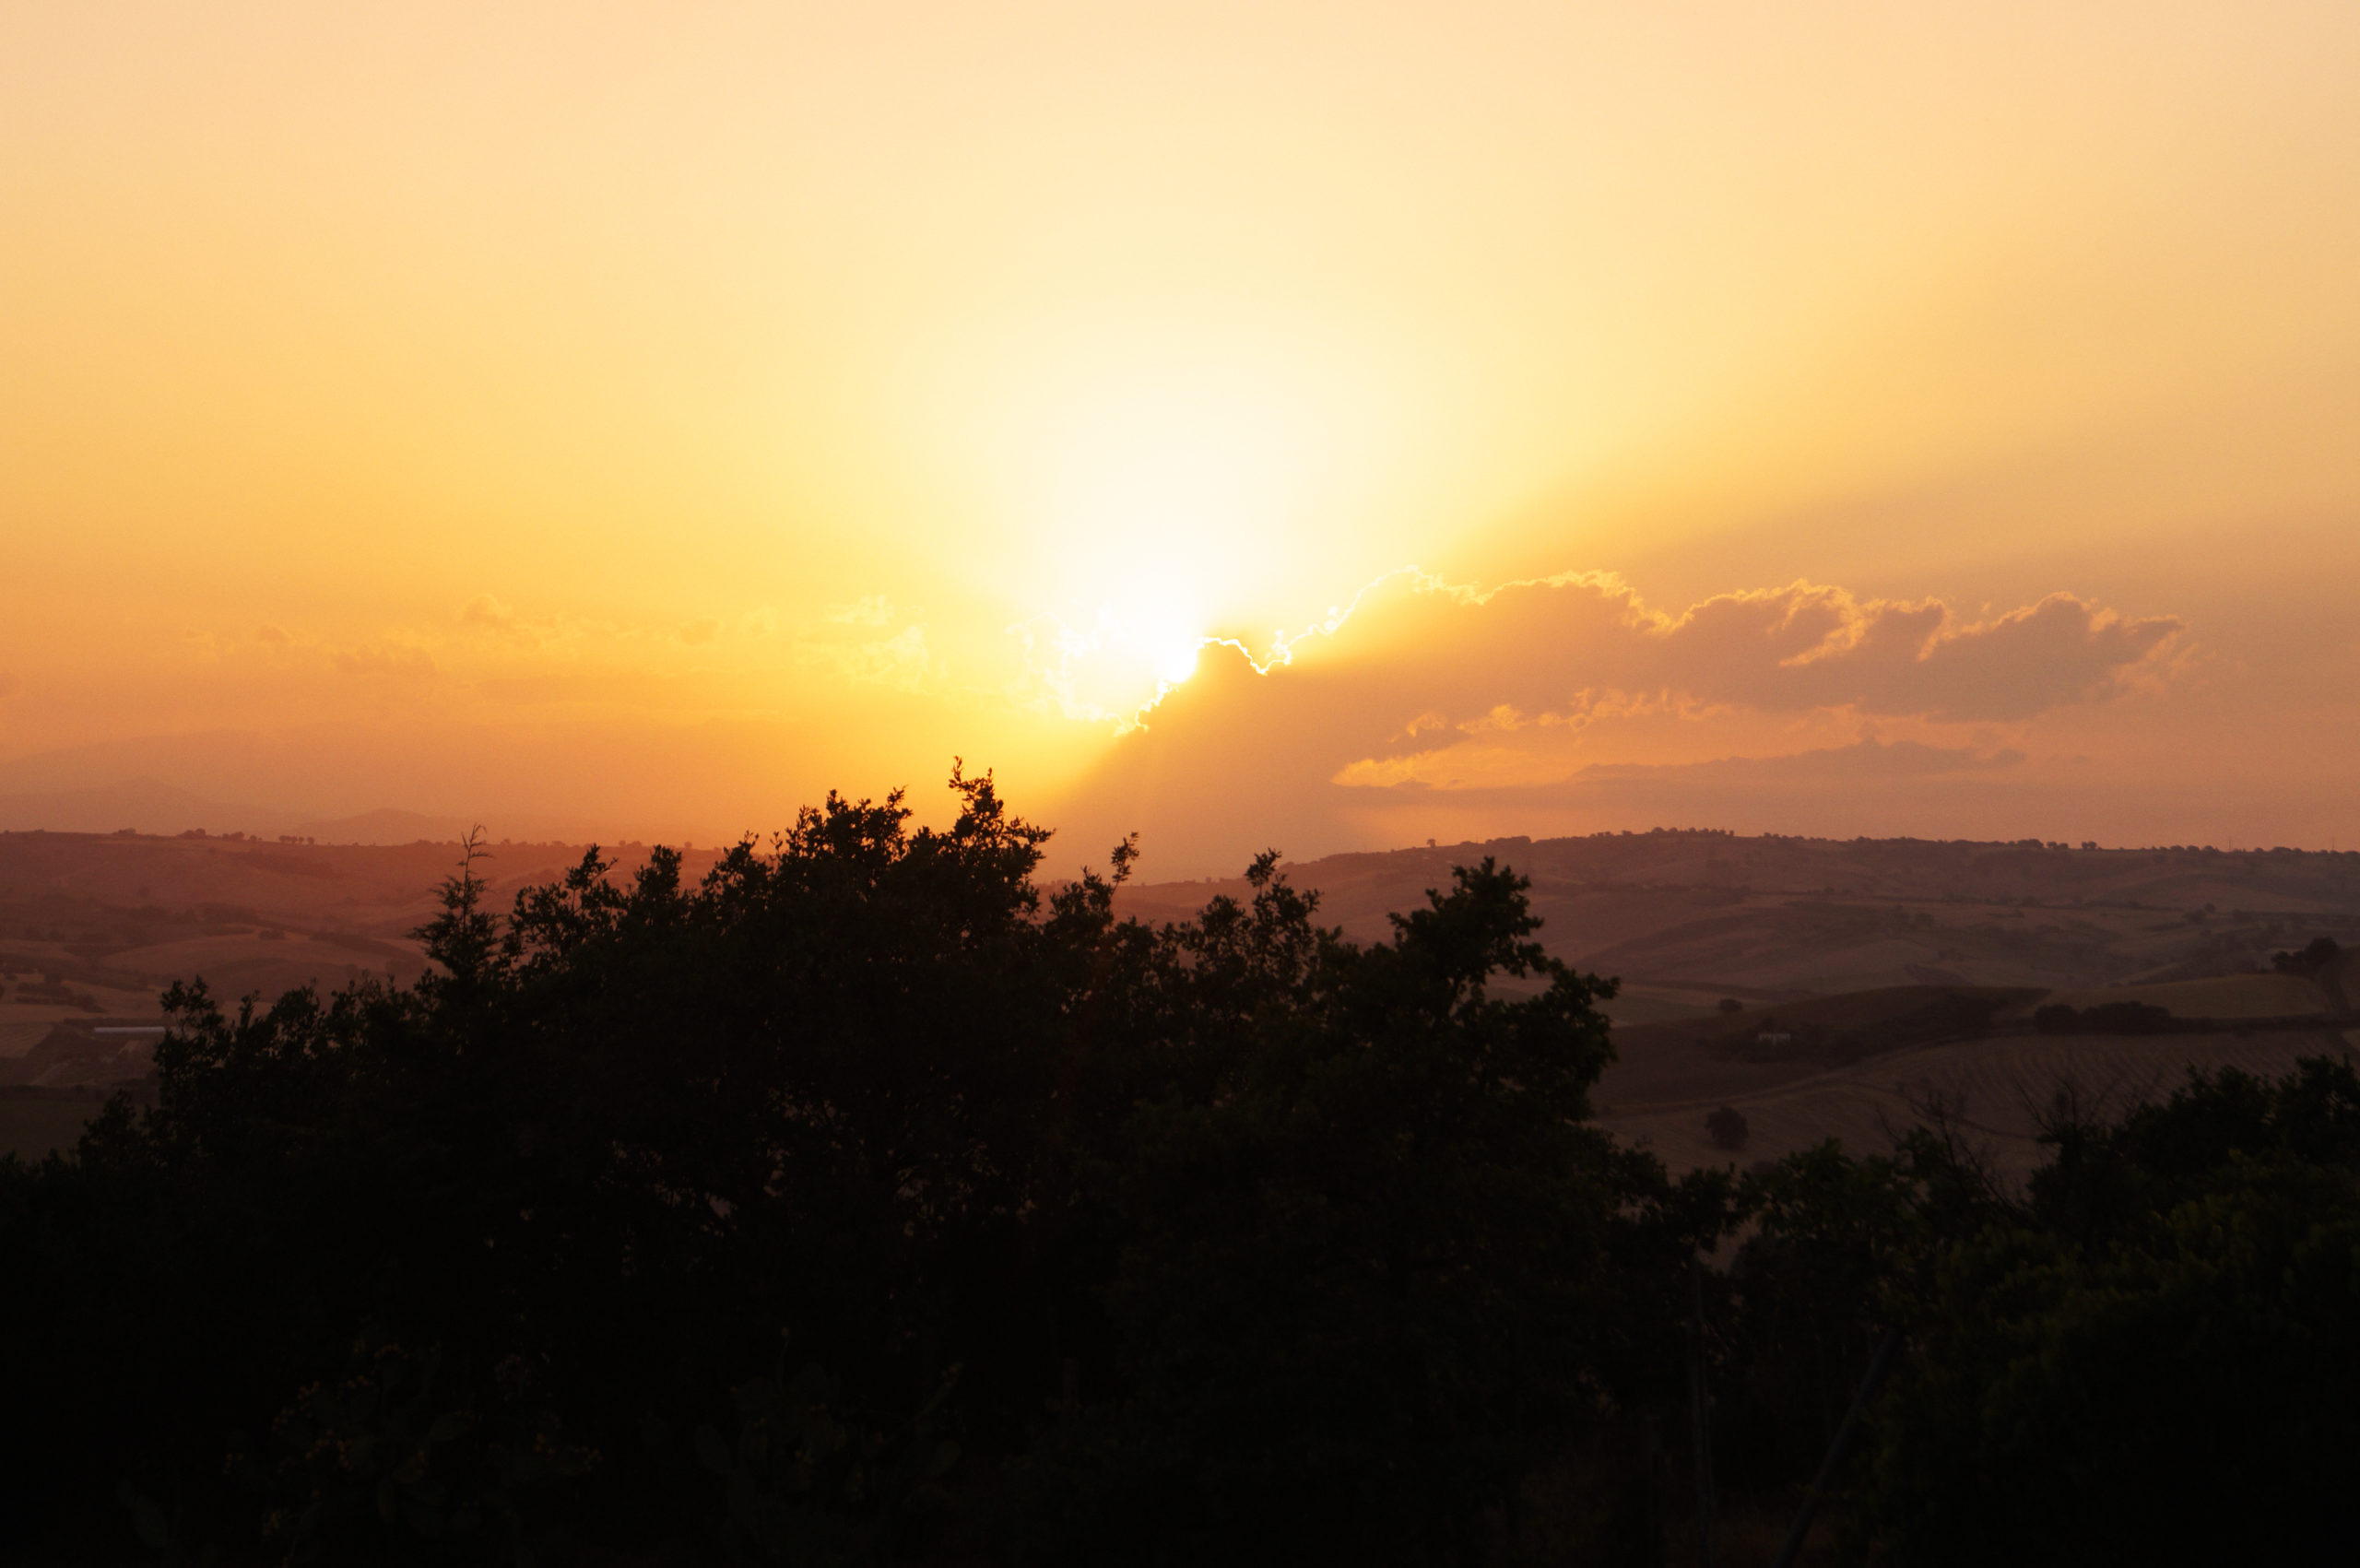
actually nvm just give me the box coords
[3,770,2355,1563]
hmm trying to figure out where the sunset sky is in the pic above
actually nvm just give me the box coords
[6,2,2357,874]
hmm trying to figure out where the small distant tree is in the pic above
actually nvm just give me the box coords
[2272,937,2341,975]
[1707,1105,1751,1151]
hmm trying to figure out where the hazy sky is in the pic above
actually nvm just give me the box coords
[6,2,2356,870]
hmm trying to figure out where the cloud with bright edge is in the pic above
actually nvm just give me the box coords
[1047,570,2184,874]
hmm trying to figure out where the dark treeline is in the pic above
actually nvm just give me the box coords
[4,772,2357,1563]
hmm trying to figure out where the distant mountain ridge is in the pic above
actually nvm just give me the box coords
[0,779,474,845]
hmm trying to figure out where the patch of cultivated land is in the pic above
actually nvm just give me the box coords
[1124,830,2360,997]
[1598,1028,2357,1183]
[2041,972,2326,1018]
[1592,984,1720,1027]
[1590,965,2355,1179]
[0,827,725,1017]
[1122,831,2360,1179]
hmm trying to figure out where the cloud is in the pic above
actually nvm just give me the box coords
[1047,570,2185,875]
[1251,572,2182,737]
[1652,586,2181,721]
[332,643,438,679]
[795,622,939,691]
[460,595,516,631]
[825,595,897,628]
[1576,737,2024,786]
[457,595,563,646]
[1336,736,2026,794]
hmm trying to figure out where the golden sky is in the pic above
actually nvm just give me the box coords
[6,2,2357,870]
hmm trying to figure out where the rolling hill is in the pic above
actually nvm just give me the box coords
[5,824,2355,1168]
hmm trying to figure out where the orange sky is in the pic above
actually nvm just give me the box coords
[5,2,2357,872]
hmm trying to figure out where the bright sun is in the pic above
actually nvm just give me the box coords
[1152,633,1202,686]
[1104,596,1208,688]
[1026,594,1214,725]
[932,310,1431,723]
[978,328,1388,718]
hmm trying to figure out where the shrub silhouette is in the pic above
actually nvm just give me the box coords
[0,770,1729,1562]
[6,770,2358,1563]
[2273,936,2341,975]
[1856,1058,2360,1563]
[1706,1105,1750,1150]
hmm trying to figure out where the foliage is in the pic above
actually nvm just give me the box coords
[0,772,1701,1563]
[236,1332,595,1566]
[5,768,2356,1562]
[1705,1106,1748,1151]
[1855,1058,2360,1564]
[2272,935,2341,975]
[1012,855,1729,1562]
[691,1332,961,1564]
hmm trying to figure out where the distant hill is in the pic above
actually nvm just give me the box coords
[0,830,725,1073]
[0,780,536,847]
[2,821,2355,1164]
[1115,830,2360,1180]
[289,807,478,844]
[0,780,477,844]
[1120,829,2360,1002]
[0,779,272,838]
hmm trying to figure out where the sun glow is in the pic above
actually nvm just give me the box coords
[938,316,1424,708]
[1153,636,1202,686]
[1019,594,1213,724]
[982,347,1341,719]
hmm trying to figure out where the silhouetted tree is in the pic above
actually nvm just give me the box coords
[0,772,1727,1564]
[1705,1105,1750,1151]
[2272,935,2342,975]
[1855,1058,2360,1564]
[1011,855,1727,1562]
[10,771,2355,1563]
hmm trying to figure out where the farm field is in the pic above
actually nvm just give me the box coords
[2043,971,2331,1018]
[0,830,723,1042]
[1593,982,1721,1027]
[1125,829,2360,1000]
[1599,1027,2358,1181]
